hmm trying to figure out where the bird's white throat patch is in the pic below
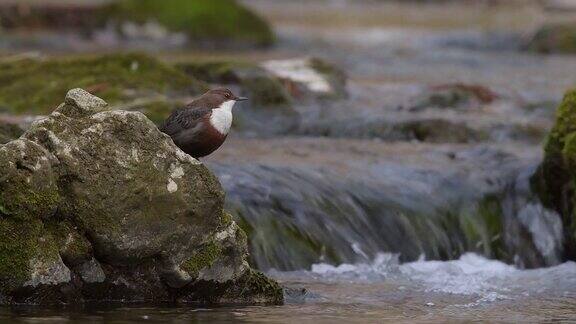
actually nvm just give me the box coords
[209,100,235,135]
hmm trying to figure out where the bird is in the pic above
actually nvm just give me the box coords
[159,88,247,158]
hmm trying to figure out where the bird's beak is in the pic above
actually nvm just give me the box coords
[235,96,248,102]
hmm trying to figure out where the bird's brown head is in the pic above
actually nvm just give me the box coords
[198,88,248,109]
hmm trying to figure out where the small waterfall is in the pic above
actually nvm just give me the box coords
[209,149,564,271]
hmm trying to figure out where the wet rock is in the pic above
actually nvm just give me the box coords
[408,83,499,112]
[531,89,576,261]
[261,57,348,100]
[525,23,576,54]
[0,89,282,305]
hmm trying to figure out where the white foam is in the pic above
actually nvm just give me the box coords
[304,252,576,303]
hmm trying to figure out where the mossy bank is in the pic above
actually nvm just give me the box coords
[0,53,205,115]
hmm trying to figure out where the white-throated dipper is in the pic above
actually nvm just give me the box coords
[160,88,247,158]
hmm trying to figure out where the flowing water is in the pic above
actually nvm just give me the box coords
[4,0,576,322]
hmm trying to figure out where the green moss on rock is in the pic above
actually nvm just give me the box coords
[544,90,576,157]
[0,216,68,301]
[46,220,93,267]
[102,0,274,47]
[218,268,283,304]
[182,241,223,277]
[0,140,60,221]
[0,53,204,115]
[0,218,45,292]
[532,89,576,259]
[475,195,506,260]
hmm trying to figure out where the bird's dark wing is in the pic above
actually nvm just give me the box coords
[159,106,211,137]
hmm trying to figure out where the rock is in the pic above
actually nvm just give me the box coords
[531,89,576,261]
[261,57,348,100]
[408,83,499,112]
[525,23,576,54]
[0,89,282,305]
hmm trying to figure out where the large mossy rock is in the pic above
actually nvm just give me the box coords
[0,89,282,305]
[531,89,576,260]
[525,23,576,54]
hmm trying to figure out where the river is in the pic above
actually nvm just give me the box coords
[3,0,576,322]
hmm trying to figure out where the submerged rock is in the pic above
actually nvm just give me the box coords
[408,83,499,112]
[0,89,282,305]
[531,89,576,261]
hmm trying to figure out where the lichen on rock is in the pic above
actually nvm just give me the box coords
[0,88,282,305]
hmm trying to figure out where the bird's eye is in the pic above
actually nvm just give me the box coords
[225,93,231,98]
